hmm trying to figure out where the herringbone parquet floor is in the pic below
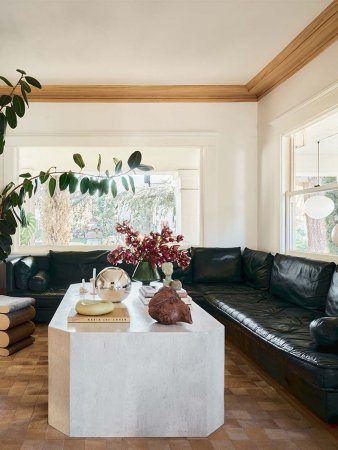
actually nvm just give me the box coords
[0,325,338,450]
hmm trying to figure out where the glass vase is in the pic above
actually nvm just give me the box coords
[132,261,160,285]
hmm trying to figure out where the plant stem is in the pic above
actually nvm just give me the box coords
[6,168,134,197]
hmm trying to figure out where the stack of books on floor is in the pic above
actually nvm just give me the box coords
[139,285,192,305]
[0,296,36,356]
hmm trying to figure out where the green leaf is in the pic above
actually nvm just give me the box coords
[121,176,129,191]
[115,160,122,174]
[10,191,19,207]
[0,138,4,155]
[111,179,117,198]
[5,106,17,129]
[2,181,15,196]
[19,79,31,93]
[49,177,56,197]
[80,177,89,194]
[39,171,49,184]
[12,95,25,118]
[0,234,11,254]
[73,153,85,169]
[19,187,25,205]
[138,164,154,171]
[100,178,109,196]
[127,151,142,170]
[19,212,37,245]
[0,95,12,107]
[19,173,31,178]
[24,76,41,89]
[33,179,38,194]
[97,154,101,172]
[20,208,27,227]
[16,69,26,75]
[5,210,17,229]
[0,76,13,87]
[21,86,29,106]
[2,197,12,213]
[0,219,16,236]
[105,170,109,177]
[23,179,33,198]
[59,172,69,190]
[68,174,78,194]
[128,175,135,194]
[88,178,97,196]
[0,113,7,134]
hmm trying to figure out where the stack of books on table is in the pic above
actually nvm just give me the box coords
[0,296,36,356]
[139,285,192,305]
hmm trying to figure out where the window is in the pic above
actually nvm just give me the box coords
[7,146,201,252]
[285,111,338,258]
[20,174,177,247]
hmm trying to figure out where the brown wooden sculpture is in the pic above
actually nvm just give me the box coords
[148,286,193,325]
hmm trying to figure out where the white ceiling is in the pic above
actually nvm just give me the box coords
[1,0,332,85]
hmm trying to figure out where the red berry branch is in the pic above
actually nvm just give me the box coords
[107,221,191,269]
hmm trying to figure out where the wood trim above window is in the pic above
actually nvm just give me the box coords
[0,85,257,103]
[247,1,338,99]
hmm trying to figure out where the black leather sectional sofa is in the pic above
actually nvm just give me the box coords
[6,247,338,423]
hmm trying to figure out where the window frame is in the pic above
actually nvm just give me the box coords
[284,122,338,263]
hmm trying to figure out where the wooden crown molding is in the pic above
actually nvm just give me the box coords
[247,1,338,99]
[0,84,257,103]
[0,2,336,103]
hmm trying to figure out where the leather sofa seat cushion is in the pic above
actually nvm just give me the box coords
[50,250,109,287]
[192,247,242,283]
[200,287,338,389]
[28,270,50,293]
[326,268,338,316]
[270,254,335,312]
[14,256,38,290]
[242,247,274,290]
[310,317,338,350]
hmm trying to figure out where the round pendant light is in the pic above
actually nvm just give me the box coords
[303,140,335,220]
[303,195,334,219]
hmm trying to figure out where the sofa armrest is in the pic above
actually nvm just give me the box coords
[5,257,22,294]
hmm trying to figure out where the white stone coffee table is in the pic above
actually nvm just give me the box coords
[48,283,224,437]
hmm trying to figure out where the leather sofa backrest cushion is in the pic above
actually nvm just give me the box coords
[326,267,338,316]
[14,256,38,290]
[192,247,242,283]
[270,253,335,311]
[28,270,50,293]
[242,247,274,290]
[50,250,109,287]
[79,252,135,280]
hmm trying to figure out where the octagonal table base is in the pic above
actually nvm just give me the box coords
[48,285,224,437]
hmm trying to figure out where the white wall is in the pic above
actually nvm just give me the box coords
[257,40,338,253]
[3,102,257,249]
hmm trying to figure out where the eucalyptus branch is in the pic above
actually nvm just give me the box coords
[0,150,154,261]
[7,167,136,197]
